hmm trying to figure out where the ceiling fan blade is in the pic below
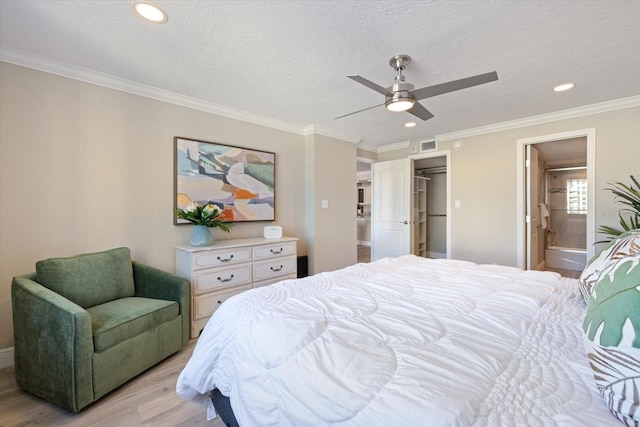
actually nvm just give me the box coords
[407,102,434,121]
[347,75,391,96]
[334,103,385,120]
[411,71,498,100]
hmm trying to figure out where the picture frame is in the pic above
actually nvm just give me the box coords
[174,136,275,224]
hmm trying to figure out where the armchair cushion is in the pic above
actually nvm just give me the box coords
[87,297,179,352]
[36,247,135,308]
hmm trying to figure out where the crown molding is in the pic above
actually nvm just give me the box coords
[375,94,640,150]
[355,142,379,153]
[302,124,361,144]
[436,95,640,142]
[6,48,637,150]
[0,47,309,136]
[377,140,411,153]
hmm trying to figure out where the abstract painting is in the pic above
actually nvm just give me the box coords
[174,137,275,223]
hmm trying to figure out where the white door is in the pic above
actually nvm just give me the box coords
[526,145,541,270]
[371,158,412,261]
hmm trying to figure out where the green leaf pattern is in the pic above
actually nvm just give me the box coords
[583,255,640,347]
[579,230,640,302]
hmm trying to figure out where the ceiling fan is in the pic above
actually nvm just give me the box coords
[335,55,498,121]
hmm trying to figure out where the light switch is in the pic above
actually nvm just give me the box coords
[321,200,329,209]
[454,200,461,209]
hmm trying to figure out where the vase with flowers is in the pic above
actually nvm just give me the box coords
[176,202,233,246]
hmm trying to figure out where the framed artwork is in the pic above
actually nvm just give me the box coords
[174,136,275,224]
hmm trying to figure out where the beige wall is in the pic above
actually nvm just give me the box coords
[305,134,358,273]
[376,106,640,266]
[356,148,377,162]
[2,59,637,351]
[0,62,357,350]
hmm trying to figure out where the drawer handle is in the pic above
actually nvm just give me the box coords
[270,265,283,272]
[217,254,234,262]
[270,248,283,254]
[217,274,234,283]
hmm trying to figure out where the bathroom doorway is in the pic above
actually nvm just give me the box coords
[516,129,596,275]
[537,142,588,275]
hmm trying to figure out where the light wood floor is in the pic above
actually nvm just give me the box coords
[0,340,224,427]
[357,244,371,263]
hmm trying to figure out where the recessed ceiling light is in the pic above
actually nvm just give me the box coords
[404,122,417,128]
[133,1,168,23]
[553,83,574,92]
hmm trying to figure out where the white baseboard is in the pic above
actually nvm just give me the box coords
[0,347,14,369]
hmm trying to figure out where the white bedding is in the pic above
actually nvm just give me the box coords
[177,255,618,426]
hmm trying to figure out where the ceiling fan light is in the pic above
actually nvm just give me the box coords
[386,98,415,112]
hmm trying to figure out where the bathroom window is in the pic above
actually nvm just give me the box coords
[567,179,587,214]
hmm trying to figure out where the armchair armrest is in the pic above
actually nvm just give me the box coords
[132,262,190,345]
[11,274,94,412]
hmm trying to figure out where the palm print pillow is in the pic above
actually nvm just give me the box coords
[583,253,640,425]
[579,229,640,303]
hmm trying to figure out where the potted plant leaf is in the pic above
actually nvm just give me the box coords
[598,175,640,243]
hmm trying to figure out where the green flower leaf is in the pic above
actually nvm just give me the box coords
[175,202,233,232]
[583,257,640,347]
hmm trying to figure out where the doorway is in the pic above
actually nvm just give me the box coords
[414,156,448,259]
[356,157,374,263]
[369,151,451,262]
[516,129,596,273]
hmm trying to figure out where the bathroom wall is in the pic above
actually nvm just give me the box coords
[546,168,588,249]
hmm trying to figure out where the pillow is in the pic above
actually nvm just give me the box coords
[579,229,640,302]
[583,253,640,425]
[36,247,135,308]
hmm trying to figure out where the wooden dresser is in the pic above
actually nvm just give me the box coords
[175,236,298,338]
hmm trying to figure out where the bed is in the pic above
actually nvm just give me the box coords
[177,253,637,426]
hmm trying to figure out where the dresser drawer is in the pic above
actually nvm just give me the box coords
[193,264,252,295]
[193,284,251,320]
[253,256,297,282]
[191,247,252,269]
[253,241,297,260]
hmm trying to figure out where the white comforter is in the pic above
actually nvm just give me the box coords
[177,255,618,426]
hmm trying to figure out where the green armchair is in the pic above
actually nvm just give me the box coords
[11,247,190,412]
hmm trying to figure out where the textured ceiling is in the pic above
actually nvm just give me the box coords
[1,1,639,150]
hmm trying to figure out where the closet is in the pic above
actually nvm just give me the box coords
[415,162,447,259]
[413,176,429,257]
[371,155,448,261]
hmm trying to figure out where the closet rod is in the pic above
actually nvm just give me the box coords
[545,166,587,172]
[416,167,446,174]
